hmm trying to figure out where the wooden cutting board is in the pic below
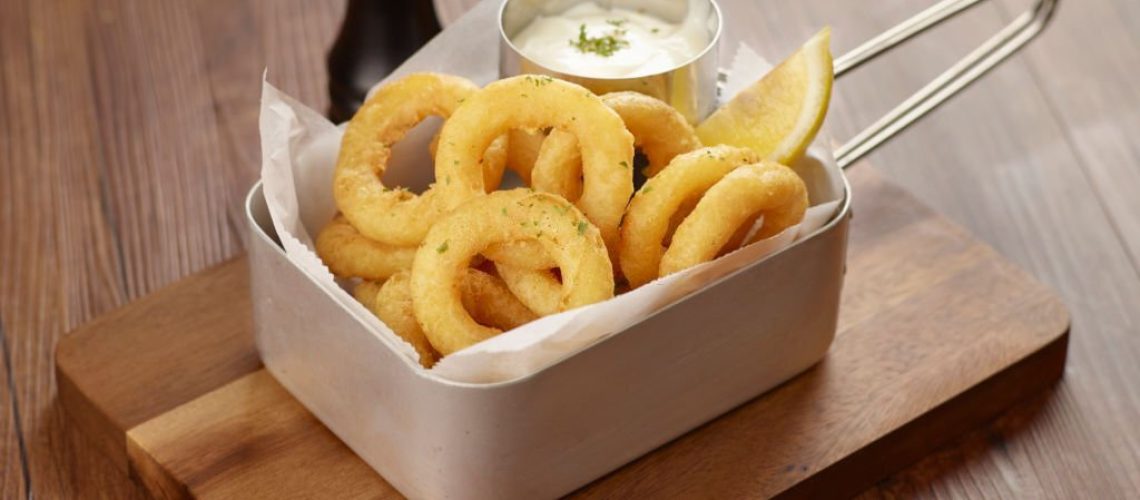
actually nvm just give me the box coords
[55,166,1069,499]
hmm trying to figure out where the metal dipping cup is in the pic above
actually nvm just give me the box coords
[498,0,722,123]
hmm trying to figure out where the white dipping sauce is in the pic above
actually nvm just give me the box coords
[511,2,709,79]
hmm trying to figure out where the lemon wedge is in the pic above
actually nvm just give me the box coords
[696,27,833,165]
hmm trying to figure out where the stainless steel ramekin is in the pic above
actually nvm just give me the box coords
[498,0,722,123]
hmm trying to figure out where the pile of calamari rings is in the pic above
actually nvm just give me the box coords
[315,72,810,365]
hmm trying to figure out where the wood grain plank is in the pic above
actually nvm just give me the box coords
[86,0,243,295]
[0,5,34,493]
[0,0,346,498]
[55,0,344,303]
[259,0,345,111]
[0,0,142,497]
[127,370,393,499]
[55,259,260,471]
[1000,0,1140,490]
[0,319,27,500]
[998,0,1140,273]
[189,0,268,233]
[189,0,345,242]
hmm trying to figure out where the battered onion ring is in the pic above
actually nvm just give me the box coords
[531,91,702,200]
[355,276,438,368]
[433,75,634,253]
[411,190,614,355]
[494,264,562,316]
[334,72,504,246]
[316,215,415,280]
[618,145,762,288]
[660,161,808,277]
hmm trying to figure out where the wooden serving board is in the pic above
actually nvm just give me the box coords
[56,166,1069,499]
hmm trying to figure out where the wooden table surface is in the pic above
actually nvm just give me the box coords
[1,0,1137,497]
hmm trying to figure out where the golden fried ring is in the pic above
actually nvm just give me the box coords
[317,215,416,280]
[434,75,634,252]
[530,129,583,200]
[481,240,558,270]
[428,132,508,192]
[660,161,808,277]
[411,190,614,355]
[460,268,539,331]
[335,72,490,246]
[355,276,439,368]
[505,129,546,184]
[356,268,537,368]
[605,91,703,178]
[531,91,703,200]
[618,145,762,288]
[494,263,562,316]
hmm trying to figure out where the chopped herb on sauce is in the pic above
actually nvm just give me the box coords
[569,23,629,57]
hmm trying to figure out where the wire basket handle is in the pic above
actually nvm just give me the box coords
[832,0,1059,169]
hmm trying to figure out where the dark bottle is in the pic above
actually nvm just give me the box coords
[327,0,442,122]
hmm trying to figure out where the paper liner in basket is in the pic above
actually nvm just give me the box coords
[258,0,844,384]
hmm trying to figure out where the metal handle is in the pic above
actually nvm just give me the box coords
[833,0,1059,169]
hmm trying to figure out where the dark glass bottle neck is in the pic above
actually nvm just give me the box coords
[327,0,442,122]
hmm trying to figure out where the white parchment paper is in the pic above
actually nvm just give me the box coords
[259,0,844,384]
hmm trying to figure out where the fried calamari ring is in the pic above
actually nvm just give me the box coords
[618,145,762,288]
[460,268,539,330]
[505,129,546,184]
[482,136,508,189]
[355,276,438,367]
[660,161,808,277]
[481,240,558,270]
[433,75,634,253]
[530,130,583,200]
[334,72,502,246]
[494,263,562,316]
[317,215,416,280]
[355,268,537,368]
[428,132,508,192]
[411,190,614,355]
[531,91,703,200]
[605,91,703,178]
